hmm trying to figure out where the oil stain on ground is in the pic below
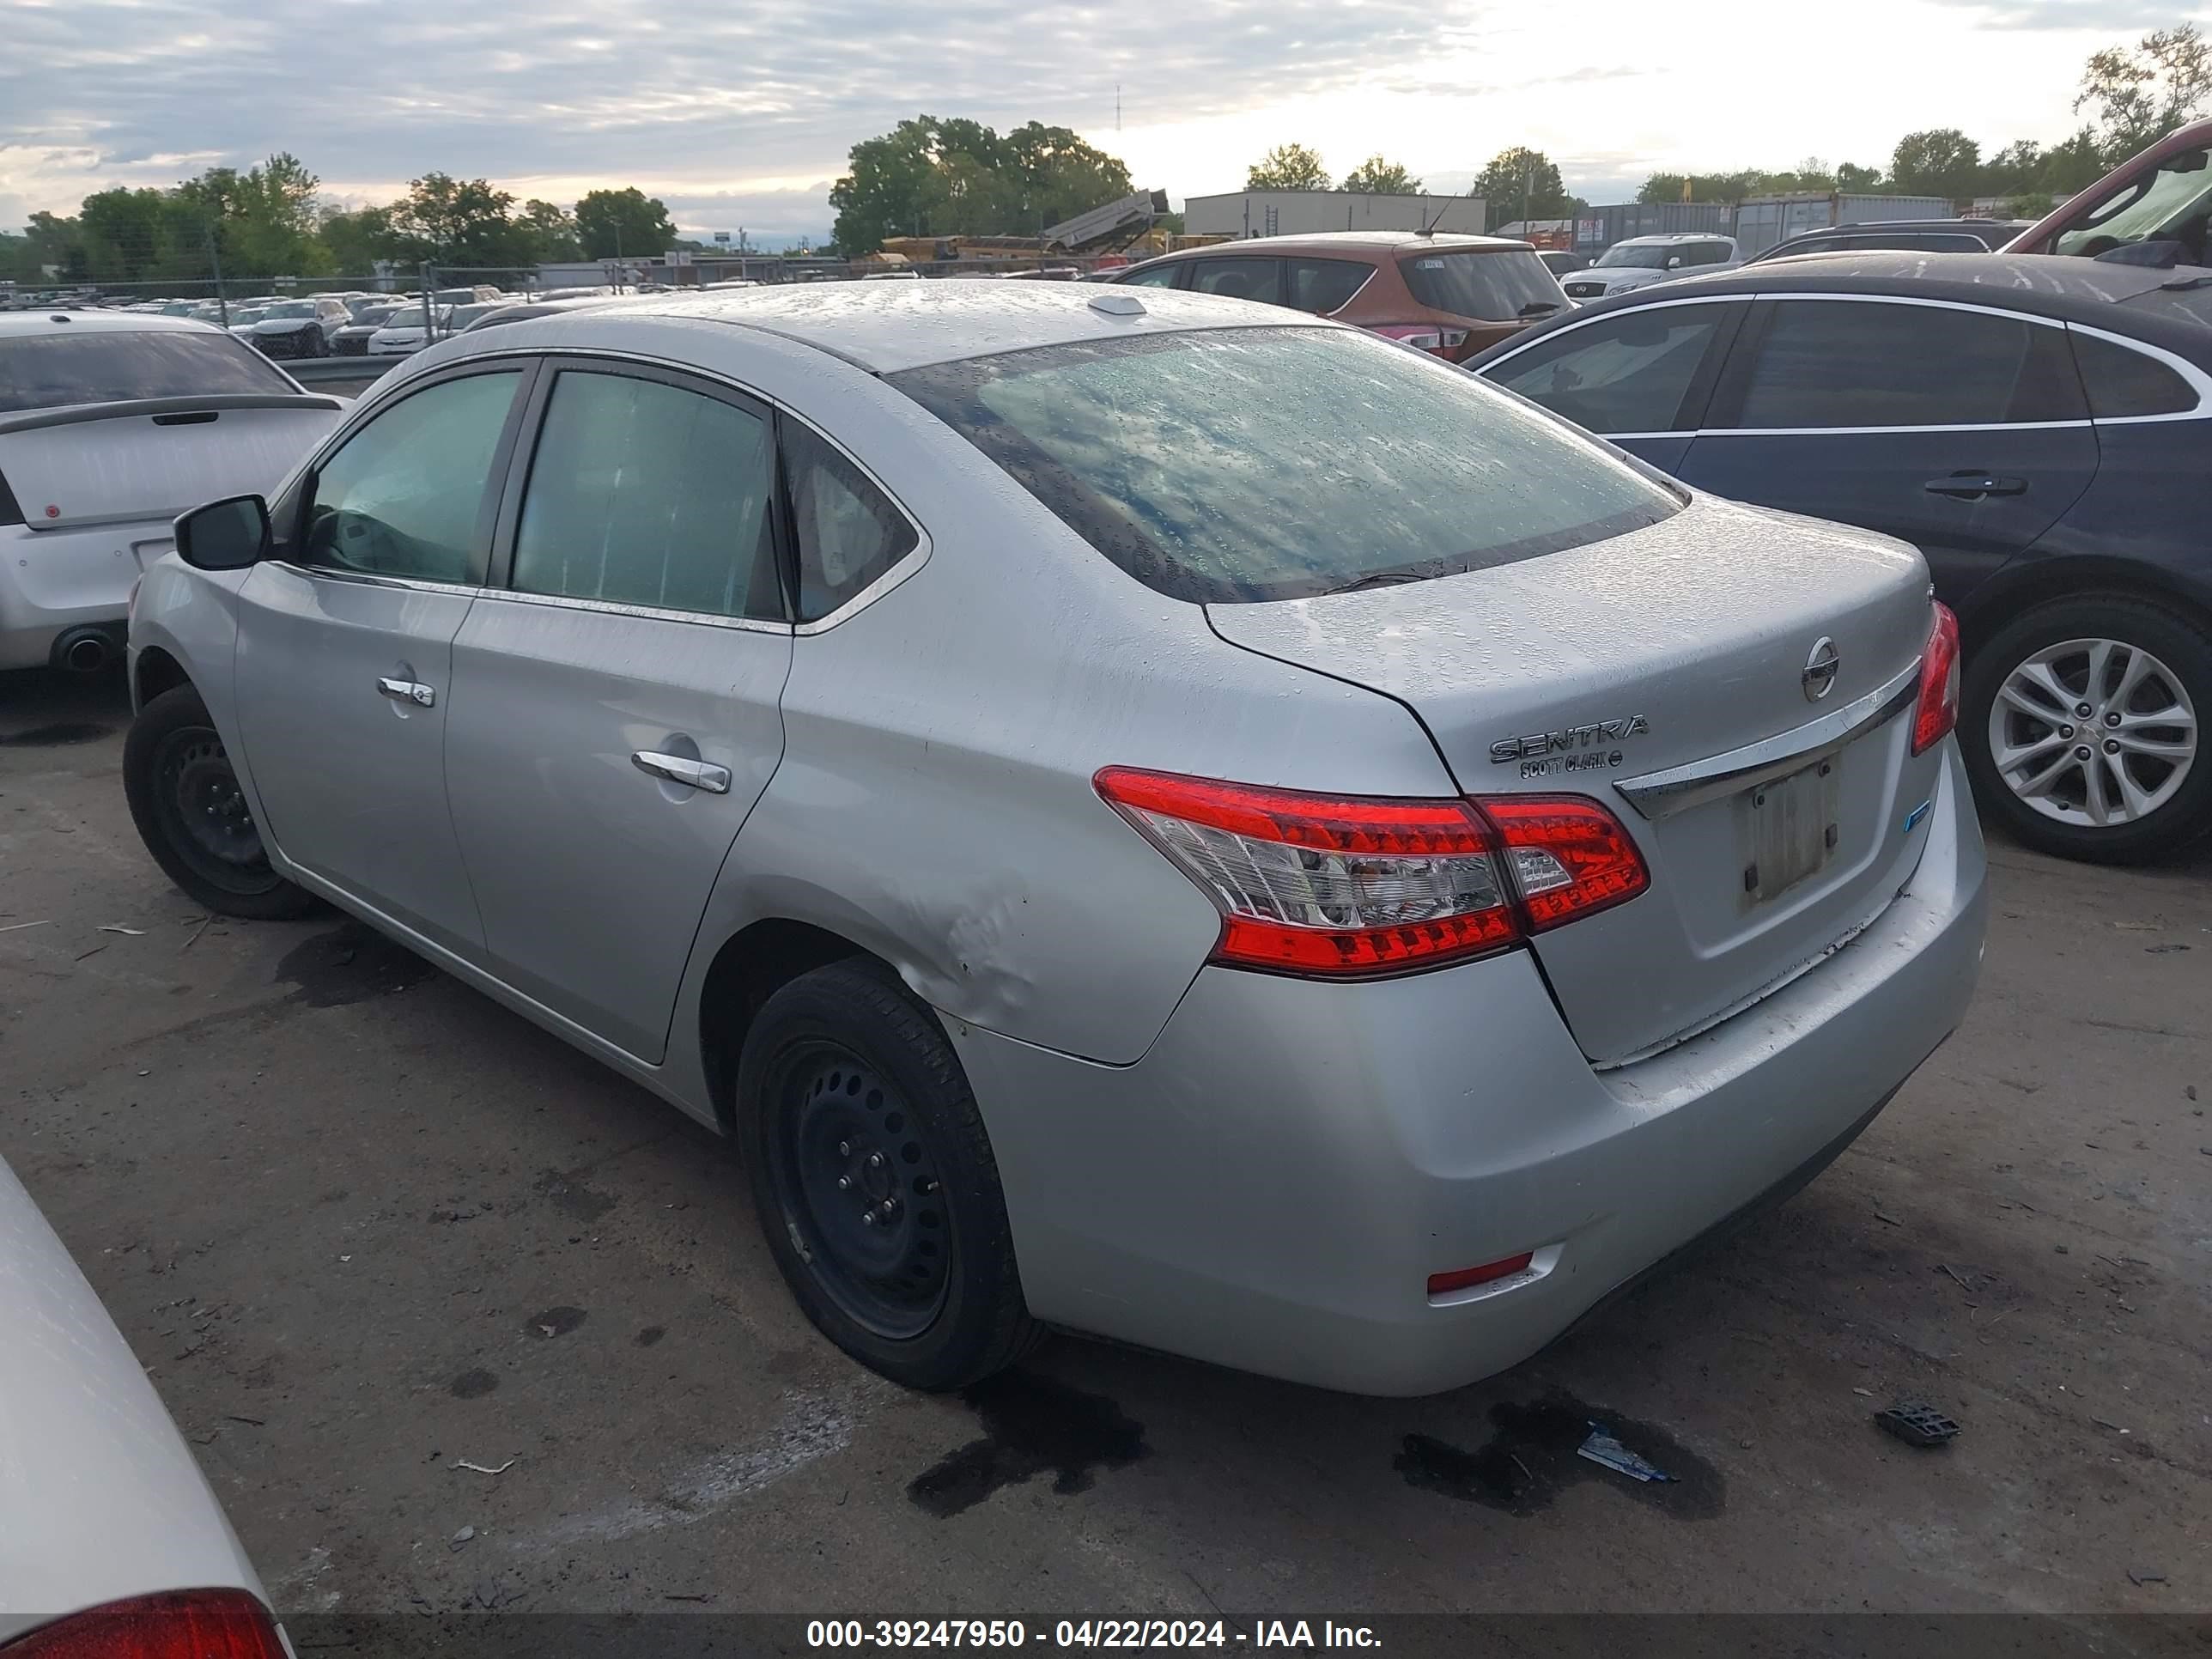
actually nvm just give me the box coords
[276,922,434,1007]
[0,722,112,747]
[449,1369,499,1399]
[1396,1389,1723,1519]
[908,1370,1148,1518]
[534,1169,617,1223]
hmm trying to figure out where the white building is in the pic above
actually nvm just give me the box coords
[1184,191,1488,240]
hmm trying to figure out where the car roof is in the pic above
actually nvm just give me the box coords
[0,310,230,337]
[1613,232,1735,246]
[490,280,1334,374]
[1491,250,2212,362]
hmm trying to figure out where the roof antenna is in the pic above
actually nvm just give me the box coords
[1418,199,1448,237]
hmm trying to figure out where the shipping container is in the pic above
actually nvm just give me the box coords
[1572,201,1734,252]
[1732,192,1955,255]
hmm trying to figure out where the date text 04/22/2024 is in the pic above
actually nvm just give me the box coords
[805,1620,1382,1649]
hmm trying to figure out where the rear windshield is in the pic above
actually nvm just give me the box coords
[1397,248,1564,320]
[0,329,295,413]
[890,325,1679,604]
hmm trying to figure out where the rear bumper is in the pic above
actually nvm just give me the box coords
[950,743,1987,1395]
[0,520,164,671]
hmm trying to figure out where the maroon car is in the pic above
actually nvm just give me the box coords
[1110,232,1568,363]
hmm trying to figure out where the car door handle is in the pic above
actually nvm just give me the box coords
[374,676,435,708]
[631,750,731,794]
[1923,474,2027,499]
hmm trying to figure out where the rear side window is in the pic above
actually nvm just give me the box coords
[1185,259,1281,305]
[1678,241,1734,266]
[890,326,1680,605]
[512,371,781,620]
[1488,306,1732,434]
[1286,258,1373,314]
[2069,331,2198,417]
[0,329,295,412]
[1729,301,2078,428]
[784,422,919,621]
[1118,263,1186,289]
[1398,249,1563,321]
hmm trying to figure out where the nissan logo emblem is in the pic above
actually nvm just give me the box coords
[1802,637,1841,702]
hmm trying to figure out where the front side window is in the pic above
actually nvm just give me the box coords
[1286,258,1373,314]
[1595,243,1669,270]
[891,326,1680,605]
[0,330,295,412]
[301,369,522,582]
[1488,306,1731,434]
[1399,249,1562,320]
[1184,258,1281,304]
[511,370,781,620]
[785,422,919,622]
[1729,301,2076,429]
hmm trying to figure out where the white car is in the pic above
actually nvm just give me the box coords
[0,312,343,672]
[0,1153,287,1654]
[366,303,456,356]
[1561,234,1742,301]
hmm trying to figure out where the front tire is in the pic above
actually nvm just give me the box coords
[123,684,317,919]
[734,959,1041,1390]
[1961,594,2211,864]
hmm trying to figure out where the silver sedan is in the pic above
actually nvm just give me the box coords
[123,283,1986,1395]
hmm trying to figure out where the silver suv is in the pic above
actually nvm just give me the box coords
[1564,234,1743,301]
[123,284,1986,1396]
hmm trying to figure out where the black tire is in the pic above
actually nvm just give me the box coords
[1960,593,2212,865]
[123,684,317,920]
[734,958,1042,1390]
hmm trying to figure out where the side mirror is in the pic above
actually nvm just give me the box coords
[1664,255,1684,270]
[174,494,270,571]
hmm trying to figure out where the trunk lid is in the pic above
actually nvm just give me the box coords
[1205,494,1945,1066]
[0,399,340,531]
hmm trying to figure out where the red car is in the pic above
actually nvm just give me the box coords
[2006,118,2212,263]
[1109,232,1569,363]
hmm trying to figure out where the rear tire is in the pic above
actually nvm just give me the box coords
[1960,594,2212,865]
[734,958,1042,1390]
[123,684,317,920]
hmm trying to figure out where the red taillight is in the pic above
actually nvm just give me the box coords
[1093,769,1648,979]
[5,1590,286,1659]
[1428,1252,1535,1296]
[1477,794,1650,930]
[1912,603,1961,756]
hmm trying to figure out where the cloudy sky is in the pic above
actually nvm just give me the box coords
[3,0,2203,246]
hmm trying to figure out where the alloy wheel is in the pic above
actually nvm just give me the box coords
[1985,636,2197,829]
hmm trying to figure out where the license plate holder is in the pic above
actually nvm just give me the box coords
[1735,759,1839,908]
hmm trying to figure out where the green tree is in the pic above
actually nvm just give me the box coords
[76,187,178,281]
[520,198,584,261]
[1473,148,1569,229]
[1889,129,1982,200]
[574,186,678,259]
[1245,143,1329,191]
[827,116,1134,253]
[1835,161,1884,191]
[2038,128,2111,195]
[1638,169,1765,205]
[2075,22,2211,163]
[319,204,400,274]
[1340,155,1422,195]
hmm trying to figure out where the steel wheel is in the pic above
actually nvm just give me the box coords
[1986,636,2197,829]
[151,726,280,893]
[763,1040,952,1340]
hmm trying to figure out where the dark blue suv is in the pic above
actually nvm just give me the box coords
[1471,251,2212,864]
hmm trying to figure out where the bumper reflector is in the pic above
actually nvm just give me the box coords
[1427,1252,1534,1297]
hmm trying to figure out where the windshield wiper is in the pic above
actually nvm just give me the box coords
[1317,570,1429,597]
[1519,301,1561,317]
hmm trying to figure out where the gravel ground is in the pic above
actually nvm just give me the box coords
[3,665,2206,1637]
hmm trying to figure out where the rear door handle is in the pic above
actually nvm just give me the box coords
[375,676,435,708]
[632,750,731,794]
[1924,473,2027,499]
